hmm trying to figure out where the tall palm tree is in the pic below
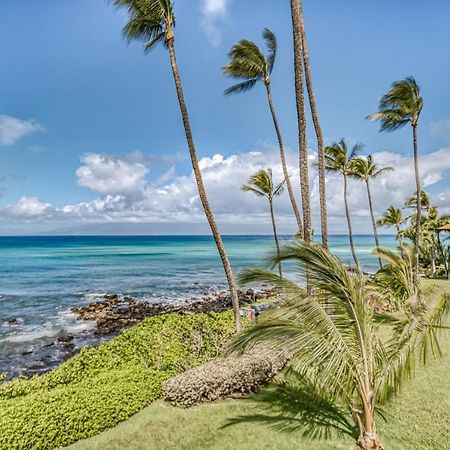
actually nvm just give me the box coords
[350,155,393,268]
[296,0,328,248]
[369,77,423,290]
[377,206,405,247]
[290,0,311,242]
[223,29,303,235]
[231,241,449,450]
[242,169,285,277]
[324,139,361,268]
[112,0,242,331]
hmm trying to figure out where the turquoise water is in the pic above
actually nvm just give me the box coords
[0,235,396,349]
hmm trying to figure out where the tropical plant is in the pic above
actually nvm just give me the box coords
[231,241,449,450]
[111,0,241,330]
[350,155,393,268]
[294,0,328,247]
[290,0,311,242]
[377,206,405,247]
[242,169,285,277]
[324,139,361,268]
[369,77,424,290]
[223,29,303,235]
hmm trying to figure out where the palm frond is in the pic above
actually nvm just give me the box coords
[224,78,258,96]
[263,28,277,75]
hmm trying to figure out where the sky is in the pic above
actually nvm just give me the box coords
[0,0,450,235]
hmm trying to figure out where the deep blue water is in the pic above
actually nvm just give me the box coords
[0,235,396,351]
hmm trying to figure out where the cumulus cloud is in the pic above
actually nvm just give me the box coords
[0,114,44,146]
[200,0,231,46]
[430,119,450,143]
[2,147,450,234]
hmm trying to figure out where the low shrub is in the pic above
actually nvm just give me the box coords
[0,311,236,450]
[163,346,289,407]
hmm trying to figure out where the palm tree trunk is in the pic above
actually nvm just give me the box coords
[365,180,382,268]
[412,124,421,292]
[396,224,405,257]
[167,38,242,332]
[297,0,328,249]
[290,0,311,243]
[264,81,303,235]
[344,174,359,268]
[269,198,282,278]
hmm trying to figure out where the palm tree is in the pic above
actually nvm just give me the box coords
[112,0,242,331]
[296,0,328,248]
[242,169,285,277]
[350,155,393,268]
[377,206,405,247]
[324,139,361,268]
[369,77,423,290]
[223,29,303,235]
[231,241,449,450]
[290,0,311,242]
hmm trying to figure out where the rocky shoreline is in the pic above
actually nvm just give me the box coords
[0,289,277,380]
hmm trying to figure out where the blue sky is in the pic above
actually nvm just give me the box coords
[1,0,450,234]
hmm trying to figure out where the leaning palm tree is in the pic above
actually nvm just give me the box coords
[377,206,405,247]
[350,155,393,268]
[242,169,285,277]
[231,241,449,450]
[369,77,423,290]
[290,0,311,242]
[223,29,303,235]
[296,0,328,248]
[324,139,361,268]
[111,0,242,330]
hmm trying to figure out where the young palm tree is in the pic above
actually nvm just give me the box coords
[350,155,393,268]
[231,241,449,450]
[377,206,405,247]
[324,139,361,268]
[369,77,423,290]
[223,29,303,235]
[112,0,242,330]
[242,169,285,277]
[296,0,328,248]
[290,0,311,242]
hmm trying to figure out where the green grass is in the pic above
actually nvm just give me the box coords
[69,280,450,450]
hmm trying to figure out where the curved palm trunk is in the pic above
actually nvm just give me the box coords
[412,124,421,292]
[343,174,359,268]
[290,0,311,243]
[264,82,303,235]
[167,38,242,332]
[269,198,282,278]
[396,223,405,257]
[297,0,328,249]
[365,180,382,268]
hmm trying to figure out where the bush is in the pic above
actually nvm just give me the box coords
[163,346,289,407]
[0,311,236,450]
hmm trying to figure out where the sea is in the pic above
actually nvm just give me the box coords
[0,235,396,361]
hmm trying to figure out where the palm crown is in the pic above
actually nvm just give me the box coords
[349,155,393,182]
[324,139,362,175]
[113,0,174,51]
[241,169,284,200]
[368,76,423,130]
[377,206,404,229]
[223,28,277,95]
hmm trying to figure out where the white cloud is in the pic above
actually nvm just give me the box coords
[76,153,148,197]
[430,119,450,142]
[0,114,43,146]
[5,196,52,218]
[200,0,231,46]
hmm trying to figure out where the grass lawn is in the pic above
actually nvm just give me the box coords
[70,281,450,450]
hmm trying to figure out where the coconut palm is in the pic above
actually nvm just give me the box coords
[350,155,393,268]
[231,241,449,450]
[111,0,242,330]
[369,77,423,290]
[377,206,405,247]
[223,29,303,235]
[296,0,328,248]
[290,0,311,242]
[242,169,285,277]
[324,139,361,268]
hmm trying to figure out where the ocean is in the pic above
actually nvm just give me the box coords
[0,235,396,356]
